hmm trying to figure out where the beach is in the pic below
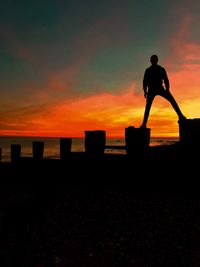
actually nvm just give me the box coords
[0,187,199,267]
[0,144,193,193]
[0,137,199,266]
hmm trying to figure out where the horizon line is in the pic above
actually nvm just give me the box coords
[0,134,179,139]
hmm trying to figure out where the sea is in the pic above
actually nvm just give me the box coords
[0,136,179,162]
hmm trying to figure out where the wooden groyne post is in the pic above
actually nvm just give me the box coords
[85,130,106,157]
[60,138,72,160]
[125,126,150,159]
[32,141,44,160]
[11,144,21,162]
[0,147,2,161]
[178,118,200,154]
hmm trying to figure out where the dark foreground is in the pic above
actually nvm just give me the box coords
[0,144,200,266]
[0,188,200,267]
[0,143,199,189]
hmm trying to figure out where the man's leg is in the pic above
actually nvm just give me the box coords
[140,95,154,127]
[159,89,186,119]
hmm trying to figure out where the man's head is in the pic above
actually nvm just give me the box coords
[150,55,158,65]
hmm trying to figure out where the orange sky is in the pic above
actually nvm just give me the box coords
[0,76,198,139]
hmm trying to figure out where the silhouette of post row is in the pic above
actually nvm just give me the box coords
[8,128,150,162]
[6,120,200,162]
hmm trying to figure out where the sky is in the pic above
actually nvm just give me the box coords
[0,0,200,138]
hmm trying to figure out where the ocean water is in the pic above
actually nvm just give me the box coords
[0,136,179,162]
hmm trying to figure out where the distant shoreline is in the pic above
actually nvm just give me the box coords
[0,135,179,139]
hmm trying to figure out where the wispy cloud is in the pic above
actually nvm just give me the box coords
[0,83,145,137]
[162,13,200,120]
[0,27,41,68]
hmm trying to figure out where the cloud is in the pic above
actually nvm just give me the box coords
[161,13,200,121]
[0,5,135,100]
[0,27,41,68]
[0,82,145,137]
[0,77,187,138]
[0,103,52,135]
[2,1,200,138]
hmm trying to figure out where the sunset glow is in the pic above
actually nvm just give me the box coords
[0,0,200,138]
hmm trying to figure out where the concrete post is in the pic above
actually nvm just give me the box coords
[60,138,72,160]
[32,141,44,160]
[125,126,150,159]
[11,144,21,162]
[85,130,106,156]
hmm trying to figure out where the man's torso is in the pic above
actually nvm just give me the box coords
[144,65,166,90]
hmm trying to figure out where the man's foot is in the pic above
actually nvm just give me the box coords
[180,114,187,119]
[140,124,147,128]
[179,115,187,120]
[178,115,187,124]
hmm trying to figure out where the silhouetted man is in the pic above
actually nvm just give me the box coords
[140,55,186,128]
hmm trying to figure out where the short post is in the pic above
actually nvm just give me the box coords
[85,130,106,157]
[178,118,200,158]
[60,138,72,160]
[11,144,21,162]
[179,118,200,145]
[125,126,150,159]
[0,147,2,161]
[32,141,44,160]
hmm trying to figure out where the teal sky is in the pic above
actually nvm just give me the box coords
[1,0,197,97]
